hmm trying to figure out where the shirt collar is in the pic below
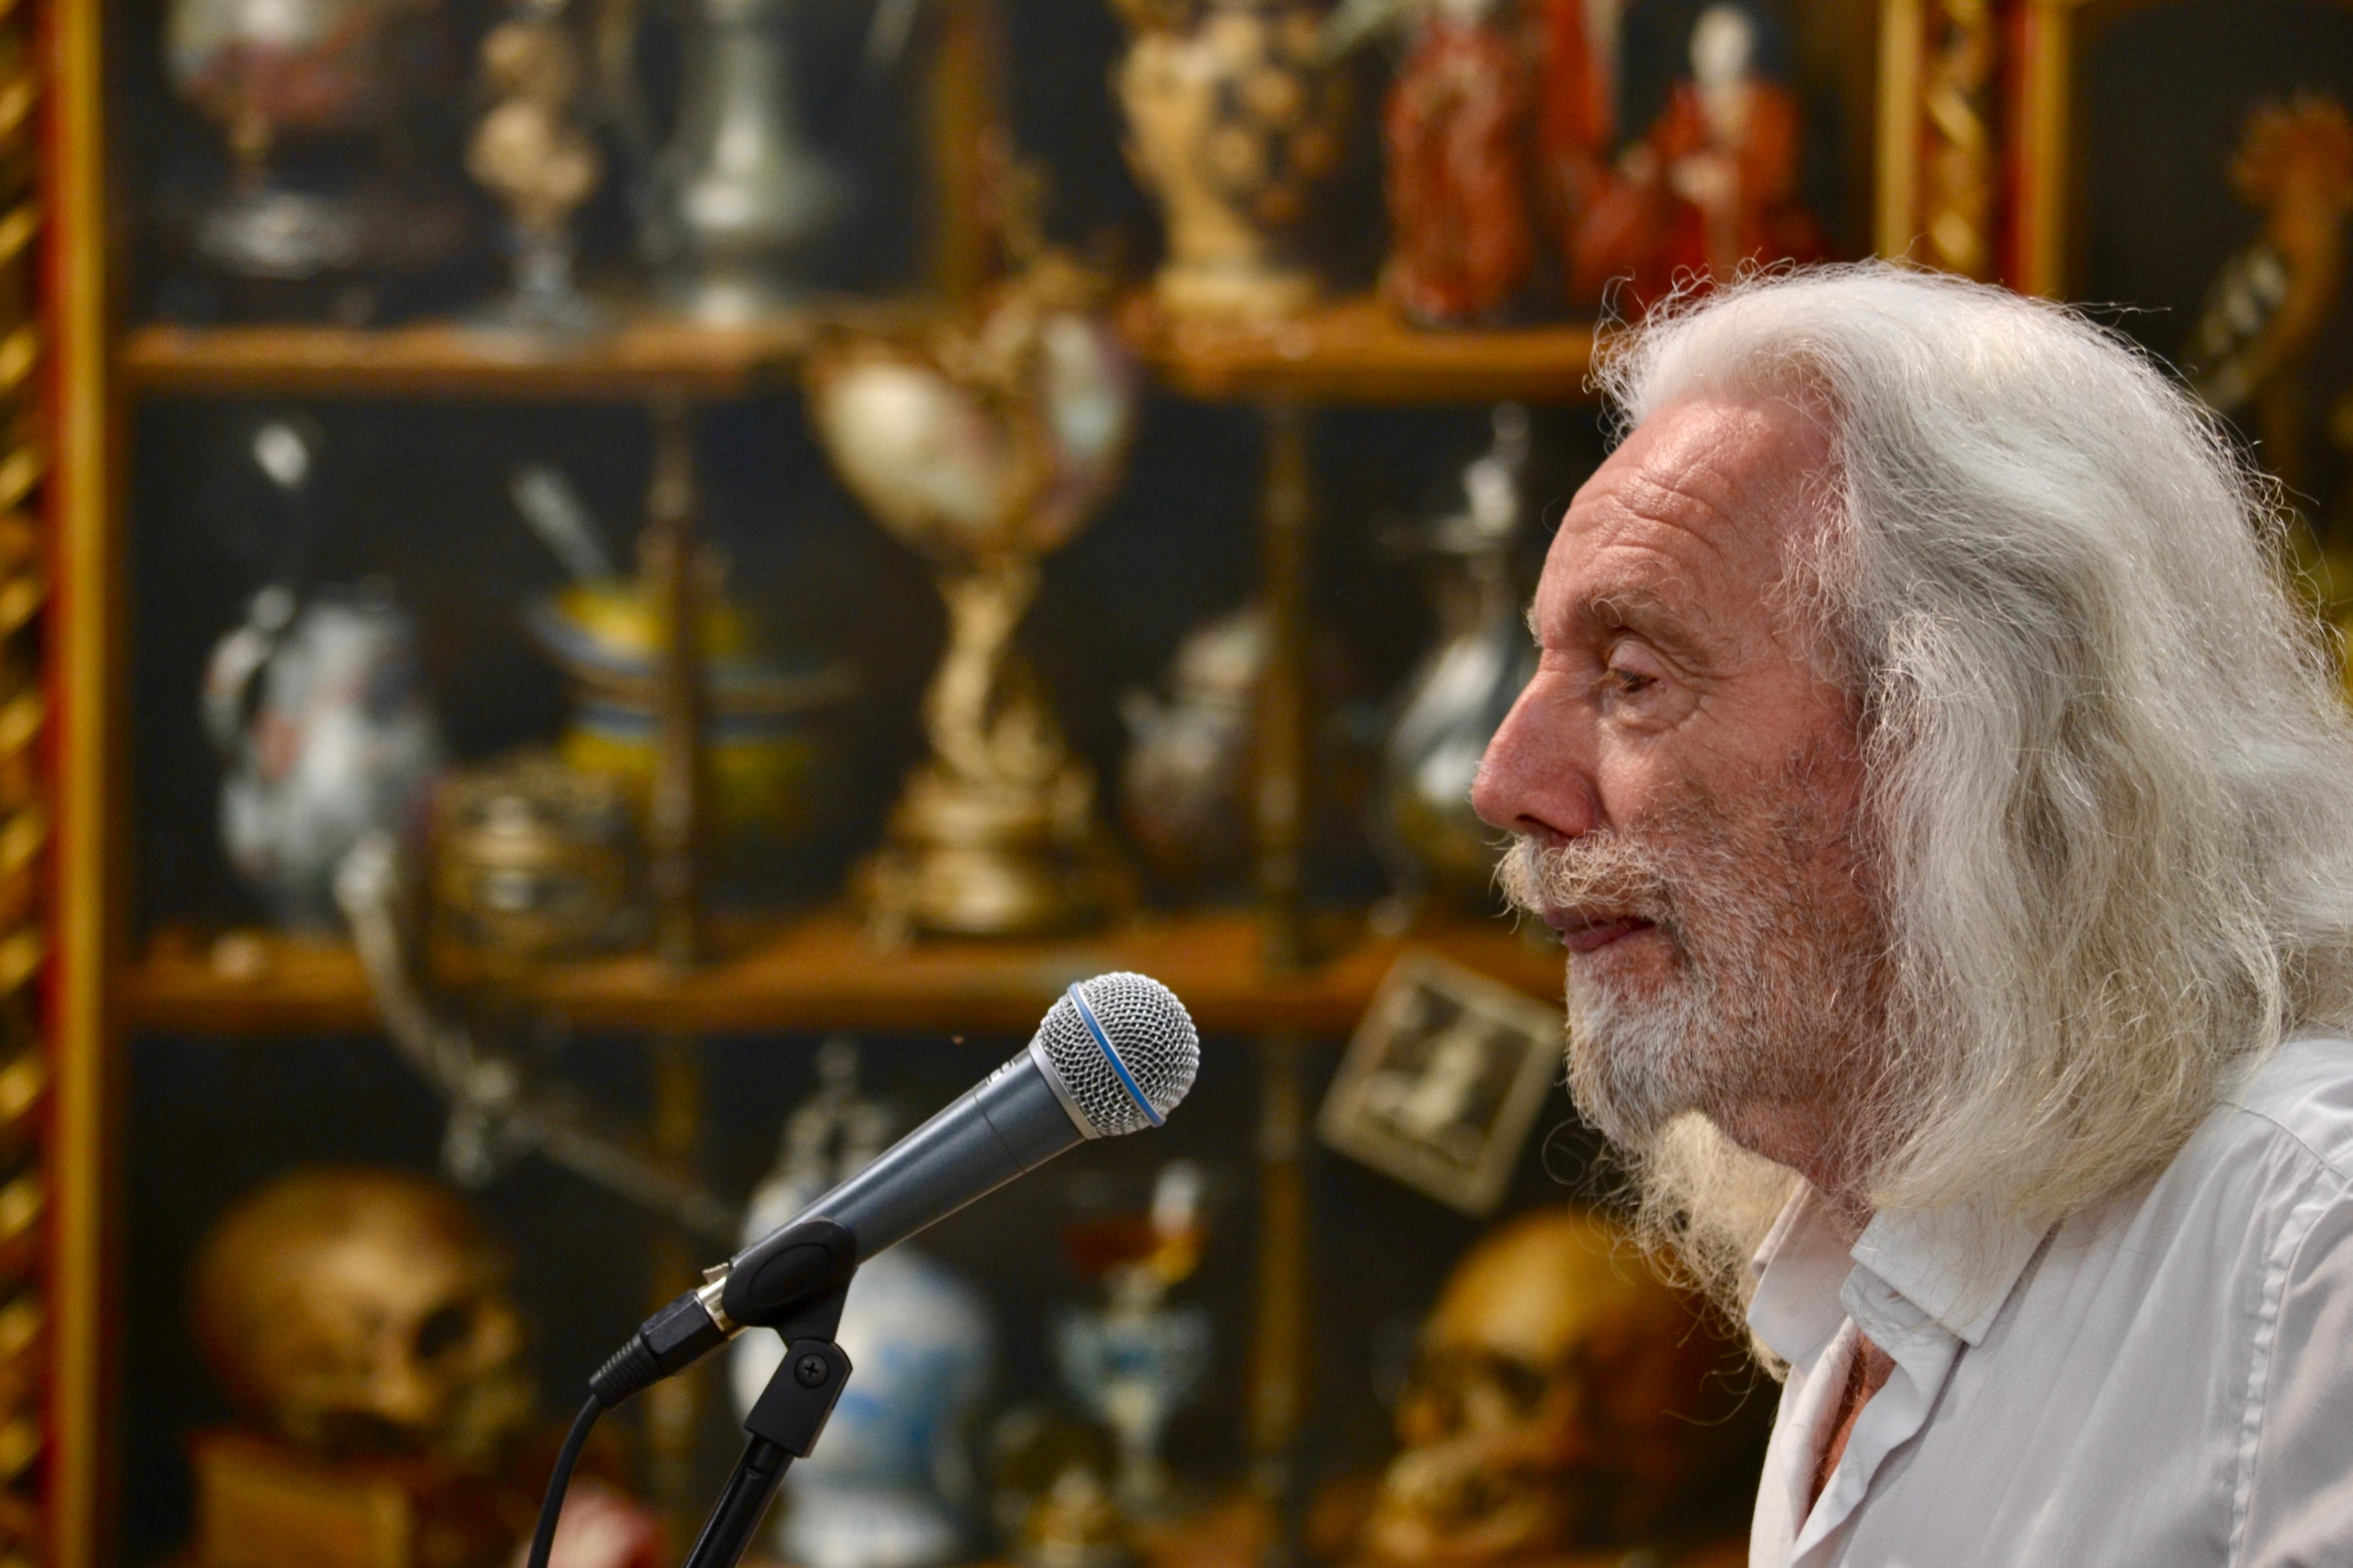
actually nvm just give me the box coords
[1747,1185,1855,1367]
[1747,1185,2050,1364]
[1849,1198,2049,1345]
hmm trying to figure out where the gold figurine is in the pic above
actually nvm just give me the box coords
[468,0,606,336]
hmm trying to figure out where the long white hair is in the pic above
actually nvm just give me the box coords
[1591,264,2353,1308]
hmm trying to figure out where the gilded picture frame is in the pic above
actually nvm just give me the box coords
[1318,950,1565,1217]
[1872,0,2002,279]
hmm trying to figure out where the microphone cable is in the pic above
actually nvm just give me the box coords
[528,1292,717,1568]
[525,1395,605,1568]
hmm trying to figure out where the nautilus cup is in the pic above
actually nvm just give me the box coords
[808,264,1140,940]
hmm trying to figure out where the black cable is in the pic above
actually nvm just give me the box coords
[527,1395,607,1568]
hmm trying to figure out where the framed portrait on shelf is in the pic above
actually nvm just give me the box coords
[2011,0,2353,534]
[1318,950,1565,1216]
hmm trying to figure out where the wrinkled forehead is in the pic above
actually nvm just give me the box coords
[1534,394,1833,637]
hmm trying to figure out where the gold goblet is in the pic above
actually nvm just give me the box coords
[808,258,1139,940]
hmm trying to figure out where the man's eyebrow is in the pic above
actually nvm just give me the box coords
[1528,580,1709,657]
[1560,577,1699,641]
[1586,583,1683,626]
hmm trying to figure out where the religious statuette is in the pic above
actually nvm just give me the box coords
[1567,2,1824,314]
[468,0,606,336]
[731,1041,995,1568]
[1531,0,1617,297]
[1374,405,1533,913]
[1111,0,1351,320]
[1355,1207,1752,1565]
[648,0,843,322]
[203,580,443,931]
[1381,0,1535,326]
[808,251,1139,940]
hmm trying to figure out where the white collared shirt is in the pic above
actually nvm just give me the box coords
[1745,1034,2353,1567]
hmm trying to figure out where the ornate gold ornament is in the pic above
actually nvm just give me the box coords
[1111,0,1351,321]
[808,255,1140,940]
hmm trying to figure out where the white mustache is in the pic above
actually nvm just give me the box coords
[1496,832,1680,929]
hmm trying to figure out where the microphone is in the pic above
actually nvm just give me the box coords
[587,972,1200,1405]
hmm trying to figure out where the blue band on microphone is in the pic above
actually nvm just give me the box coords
[1067,983,1163,1127]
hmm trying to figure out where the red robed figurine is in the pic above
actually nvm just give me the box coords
[1382,0,1537,327]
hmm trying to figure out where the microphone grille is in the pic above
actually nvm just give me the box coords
[1034,972,1200,1137]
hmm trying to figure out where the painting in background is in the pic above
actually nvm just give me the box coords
[1355,0,1864,326]
[2080,1,2353,550]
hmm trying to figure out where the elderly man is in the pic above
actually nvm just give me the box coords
[1473,264,2353,1566]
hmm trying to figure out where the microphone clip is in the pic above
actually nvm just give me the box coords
[590,1217,859,1411]
[719,1216,859,1331]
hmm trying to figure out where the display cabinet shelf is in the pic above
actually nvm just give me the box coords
[117,301,929,401]
[125,908,1563,1039]
[118,293,1601,407]
[1122,293,1600,406]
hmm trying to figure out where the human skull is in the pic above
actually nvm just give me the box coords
[192,1167,534,1470]
[1361,1207,1734,1563]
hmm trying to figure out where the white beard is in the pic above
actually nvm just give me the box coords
[1564,951,1732,1148]
[1497,749,1886,1163]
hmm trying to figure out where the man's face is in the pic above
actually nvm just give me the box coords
[1472,394,1886,1164]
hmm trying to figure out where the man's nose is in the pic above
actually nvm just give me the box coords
[1472,676,1599,842]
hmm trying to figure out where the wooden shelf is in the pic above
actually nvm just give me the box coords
[120,293,1596,407]
[123,908,1563,1039]
[1123,293,1599,406]
[118,298,932,400]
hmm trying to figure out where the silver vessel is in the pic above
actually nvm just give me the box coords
[651,0,842,322]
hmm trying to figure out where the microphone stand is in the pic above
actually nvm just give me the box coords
[677,1276,855,1568]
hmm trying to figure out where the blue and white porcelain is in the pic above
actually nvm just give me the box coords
[203,581,443,929]
[731,1045,995,1568]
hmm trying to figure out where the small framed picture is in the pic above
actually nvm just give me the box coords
[1318,950,1565,1216]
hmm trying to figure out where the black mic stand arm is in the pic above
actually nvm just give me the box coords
[679,1275,855,1568]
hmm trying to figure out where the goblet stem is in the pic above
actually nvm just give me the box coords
[926,558,1065,790]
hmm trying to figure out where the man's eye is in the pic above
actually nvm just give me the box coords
[1606,664,1655,696]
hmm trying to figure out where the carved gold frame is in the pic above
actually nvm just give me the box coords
[1874,0,2001,279]
[50,0,121,1561]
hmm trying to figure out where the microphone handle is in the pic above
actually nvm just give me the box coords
[592,1043,1098,1405]
[803,1045,1084,1255]
[718,1047,1084,1328]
